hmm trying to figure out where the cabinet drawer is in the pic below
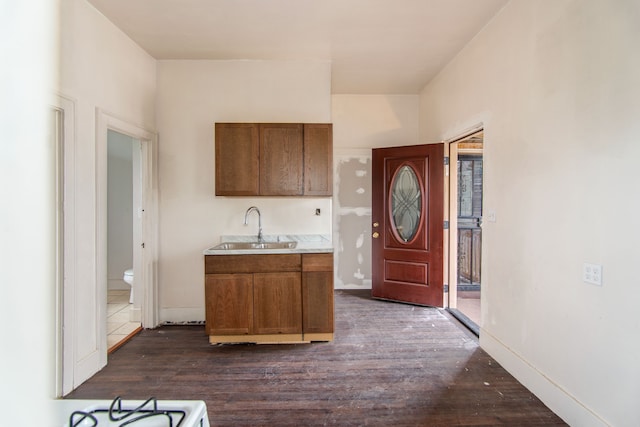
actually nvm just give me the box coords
[302,253,333,272]
[205,254,301,274]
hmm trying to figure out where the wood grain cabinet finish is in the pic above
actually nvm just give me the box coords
[215,123,259,196]
[214,123,332,196]
[259,124,304,196]
[205,274,253,335]
[204,253,333,344]
[253,272,302,334]
[303,124,333,196]
[302,253,334,337]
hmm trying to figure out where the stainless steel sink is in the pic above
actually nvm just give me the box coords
[211,241,297,250]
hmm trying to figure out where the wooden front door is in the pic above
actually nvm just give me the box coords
[371,144,445,306]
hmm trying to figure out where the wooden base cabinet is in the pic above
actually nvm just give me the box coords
[205,253,333,344]
[302,253,334,341]
[205,274,253,335]
[253,272,302,335]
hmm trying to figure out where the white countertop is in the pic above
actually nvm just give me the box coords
[203,234,333,255]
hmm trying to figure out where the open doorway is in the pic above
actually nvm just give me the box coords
[106,130,143,352]
[447,130,483,335]
[96,109,159,362]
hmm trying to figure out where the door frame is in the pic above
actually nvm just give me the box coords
[51,94,76,396]
[96,110,159,364]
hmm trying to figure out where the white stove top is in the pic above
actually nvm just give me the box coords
[55,398,210,427]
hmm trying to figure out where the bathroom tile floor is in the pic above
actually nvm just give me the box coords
[107,290,141,353]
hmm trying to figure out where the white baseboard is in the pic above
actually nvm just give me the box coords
[159,307,205,324]
[480,329,608,427]
[334,284,372,290]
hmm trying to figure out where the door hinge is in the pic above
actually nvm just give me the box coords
[444,156,449,166]
[443,220,449,229]
[443,284,449,293]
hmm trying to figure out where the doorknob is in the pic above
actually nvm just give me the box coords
[372,232,380,238]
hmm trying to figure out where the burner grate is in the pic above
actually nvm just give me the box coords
[69,397,187,427]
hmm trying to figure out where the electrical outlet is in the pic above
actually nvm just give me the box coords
[583,263,603,286]
[315,208,321,216]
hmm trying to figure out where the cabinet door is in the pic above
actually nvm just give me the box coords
[302,254,334,333]
[205,274,253,335]
[215,123,259,196]
[259,124,303,195]
[253,272,302,334]
[303,124,333,196]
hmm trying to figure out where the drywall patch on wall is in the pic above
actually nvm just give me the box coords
[334,150,372,288]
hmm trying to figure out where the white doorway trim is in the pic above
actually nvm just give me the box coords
[51,93,76,396]
[96,109,158,369]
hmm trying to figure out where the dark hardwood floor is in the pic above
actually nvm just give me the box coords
[67,290,567,426]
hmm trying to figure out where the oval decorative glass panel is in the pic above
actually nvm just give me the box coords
[391,165,422,242]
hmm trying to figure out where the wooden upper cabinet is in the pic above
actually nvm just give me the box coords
[215,123,259,196]
[259,124,303,196]
[304,124,333,196]
[215,122,332,196]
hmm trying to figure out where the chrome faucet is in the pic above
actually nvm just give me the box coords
[243,206,263,242]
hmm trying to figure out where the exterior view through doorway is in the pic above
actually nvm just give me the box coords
[447,130,483,335]
[369,136,483,337]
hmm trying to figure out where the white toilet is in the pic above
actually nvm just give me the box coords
[123,268,134,304]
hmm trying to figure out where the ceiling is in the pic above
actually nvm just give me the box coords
[87,0,507,94]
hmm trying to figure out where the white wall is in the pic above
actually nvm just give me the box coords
[332,95,421,150]
[419,1,640,425]
[155,60,332,322]
[0,0,57,423]
[58,0,156,387]
[331,95,419,288]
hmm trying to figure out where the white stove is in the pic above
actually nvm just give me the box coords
[55,397,210,427]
